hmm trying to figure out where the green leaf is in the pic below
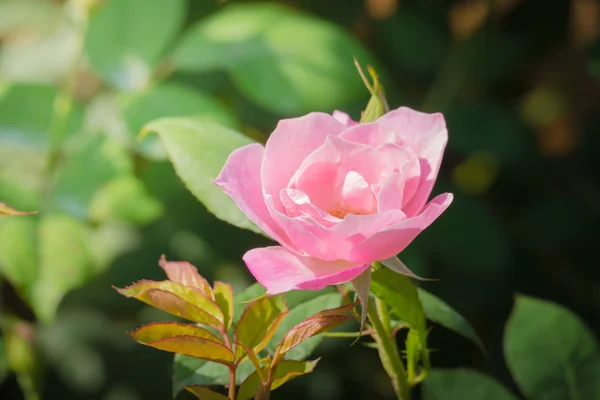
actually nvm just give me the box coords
[370,268,426,332]
[418,288,484,352]
[0,217,38,297]
[143,117,261,234]
[213,282,234,330]
[123,83,238,159]
[185,386,229,400]
[51,136,133,219]
[89,176,163,225]
[85,0,187,90]
[235,295,288,359]
[350,267,371,328]
[266,292,343,361]
[173,356,255,396]
[115,280,224,329]
[173,3,374,115]
[237,359,319,400]
[423,369,518,400]
[158,256,213,297]
[504,296,600,400]
[31,214,94,323]
[275,303,353,359]
[129,322,234,365]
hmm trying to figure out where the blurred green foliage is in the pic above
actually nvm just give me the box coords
[1,0,599,399]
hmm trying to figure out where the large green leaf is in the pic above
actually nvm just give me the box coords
[418,288,484,352]
[423,369,518,400]
[85,0,187,90]
[0,217,38,297]
[173,3,374,115]
[504,296,600,400]
[143,117,260,234]
[173,356,255,396]
[123,83,239,160]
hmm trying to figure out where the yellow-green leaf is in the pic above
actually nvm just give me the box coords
[235,295,287,360]
[158,255,213,298]
[276,304,353,358]
[130,322,234,365]
[213,281,234,330]
[0,203,36,216]
[185,386,229,400]
[115,280,224,329]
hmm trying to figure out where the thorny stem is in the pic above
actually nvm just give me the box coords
[368,302,410,400]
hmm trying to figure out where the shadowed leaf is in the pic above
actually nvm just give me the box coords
[115,280,224,329]
[423,369,518,400]
[237,359,319,400]
[185,386,229,400]
[130,322,234,365]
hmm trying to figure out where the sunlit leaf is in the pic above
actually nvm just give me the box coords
[173,3,374,115]
[265,292,343,361]
[185,386,229,400]
[275,303,353,358]
[158,255,213,297]
[237,359,319,400]
[115,280,224,329]
[173,356,255,396]
[130,322,234,365]
[85,0,187,90]
[0,203,36,216]
[504,296,600,400]
[213,281,234,330]
[235,295,287,359]
[423,369,518,400]
[143,117,261,234]
[418,288,484,352]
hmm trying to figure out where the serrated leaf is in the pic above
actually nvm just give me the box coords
[85,0,187,90]
[266,292,343,361]
[172,3,375,115]
[185,386,229,400]
[213,281,234,330]
[423,369,518,400]
[143,117,261,234]
[275,304,353,359]
[0,203,36,216]
[235,295,287,359]
[115,280,224,329]
[371,268,426,332]
[158,255,213,297]
[504,296,600,400]
[130,322,234,365]
[237,359,319,400]
[418,288,484,352]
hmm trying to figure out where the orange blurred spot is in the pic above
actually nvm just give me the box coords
[571,0,600,48]
[536,116,580,157]
[449,0,489,40]
[366,0,399,20]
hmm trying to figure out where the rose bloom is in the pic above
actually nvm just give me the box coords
[215,107,453,294]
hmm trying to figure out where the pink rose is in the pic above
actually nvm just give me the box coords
[214,107,453,294]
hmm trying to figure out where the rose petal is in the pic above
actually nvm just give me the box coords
[340,171,376,216]
[214,143,292,248]
[262,113,346,211]
[332,110,358,127]
[280,188,340,228]
[348,193,453,263]
[243,246,370,294]
[376,107,448,216]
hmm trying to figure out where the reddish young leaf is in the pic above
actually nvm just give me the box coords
[115,280,224,329]
[130,322,234,365]
[237,359,320,400]
[185,386,229,400]
[0,203,37,216]
[213,281,234,330]
[159,255,213,298]
[235,295,287,360]
[275,304,354,358]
